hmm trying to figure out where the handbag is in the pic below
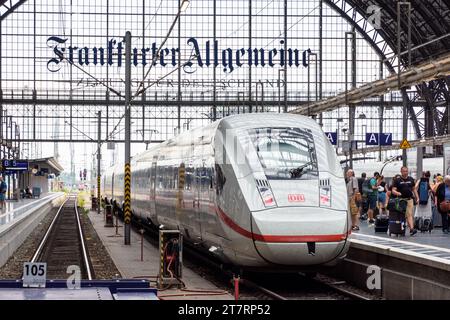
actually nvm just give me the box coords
[354,192,362,203]
[439,200,450,212]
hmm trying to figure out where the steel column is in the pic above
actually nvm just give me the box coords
[248,0,252,113]
[97,111,101,217]
[124,31,132,245]
[318,0,323,126]
[379,58,384,162]
[177,0,182,133]
[397,1,411,89]
[283,0,288,113]
[345,30,356,169]
[212,0,217,121]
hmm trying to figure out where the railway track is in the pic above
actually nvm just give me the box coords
[128,215,375,300]
[237,273,374,300]
[29,195,94,280]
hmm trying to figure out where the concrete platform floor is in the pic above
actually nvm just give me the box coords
[354,217,450,250]
[0,193,56,227]
[87,211,233,300]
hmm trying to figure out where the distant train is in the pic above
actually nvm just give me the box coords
[102,113,351,271]
[352,157,445,181]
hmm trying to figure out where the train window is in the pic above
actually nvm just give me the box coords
[215,164,226,194]
[185,165,194,190]
[248,127,318,180]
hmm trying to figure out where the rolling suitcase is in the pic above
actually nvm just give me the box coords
[388,210,406,236]
[375,213,389,232]
[415,216,433,233]
[414,199,433,233]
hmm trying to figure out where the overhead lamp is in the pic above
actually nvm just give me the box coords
[180,0,190,12]
[358,113,367,119]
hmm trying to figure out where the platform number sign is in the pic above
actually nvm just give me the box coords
[23,262,47,288]
[365,133,392,146]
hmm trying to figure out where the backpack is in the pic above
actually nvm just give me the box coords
[418,180,429,205]
[387,198,408,213]
[362,179,370,195]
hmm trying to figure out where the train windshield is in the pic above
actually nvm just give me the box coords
[248,127,318,180]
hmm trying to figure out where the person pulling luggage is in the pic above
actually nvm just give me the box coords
[391,166,418,236]
[414,171,433,232]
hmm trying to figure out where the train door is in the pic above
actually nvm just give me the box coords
[200,158,222,240]
[149,156,157,224]
[192,159,203,240]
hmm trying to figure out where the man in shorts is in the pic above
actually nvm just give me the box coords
[346,169,359,231]
[392,166,419,236]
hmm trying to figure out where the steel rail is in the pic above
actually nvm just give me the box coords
[30,196,69,263]
[74,196,93,280]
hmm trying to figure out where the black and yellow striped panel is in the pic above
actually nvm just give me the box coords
[124,163,131,224]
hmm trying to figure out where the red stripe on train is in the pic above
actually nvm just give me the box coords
[215,206,349,243]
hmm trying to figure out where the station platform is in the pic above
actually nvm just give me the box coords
[0,193,62,228]
[355,219,450,255]
[88,211,233,300]
[0,193,65,268]
[327,219,450,299]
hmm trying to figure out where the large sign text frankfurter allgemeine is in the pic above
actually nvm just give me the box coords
[47,36,312,74]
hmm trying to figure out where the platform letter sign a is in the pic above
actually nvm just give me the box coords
[324,132,337,145]
[366,133,379,146]
[23,262,47,288]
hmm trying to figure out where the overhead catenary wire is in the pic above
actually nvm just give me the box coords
[106,55,198,141]
[133,1,190,99]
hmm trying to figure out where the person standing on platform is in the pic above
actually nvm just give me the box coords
[366,172,379,224]
[385,174,401,209]
[357,172,367,219]
[415,171,432,214]
[434,175,450,234]
[377,174,387,215]
[0,176,7,210]
[346,169,360,231]
[392,166,418,236]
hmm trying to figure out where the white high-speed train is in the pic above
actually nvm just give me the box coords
[102,113,351,270]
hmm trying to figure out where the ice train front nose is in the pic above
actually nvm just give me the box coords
[250,207,350,266]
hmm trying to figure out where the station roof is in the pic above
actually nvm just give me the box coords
[343,0,450,66]
[2,1,448,67]
[29,157,64,175]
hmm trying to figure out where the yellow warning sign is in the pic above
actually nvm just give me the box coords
[400,138,412,149]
